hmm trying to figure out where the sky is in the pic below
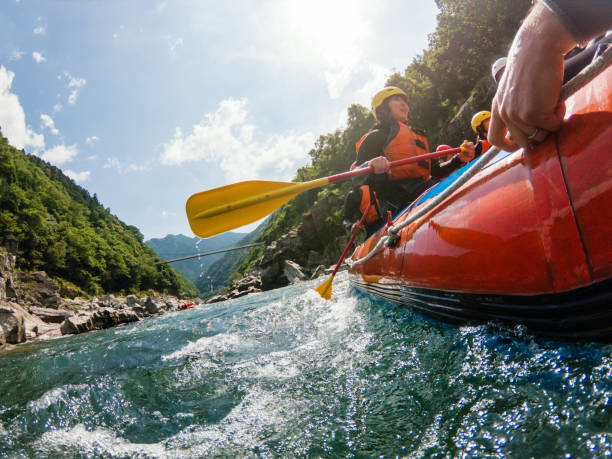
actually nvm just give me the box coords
[0,0,439,240]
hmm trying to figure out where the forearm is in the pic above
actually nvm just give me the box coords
[541,0,612,45]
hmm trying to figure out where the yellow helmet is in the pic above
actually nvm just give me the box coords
[371,87,408,120]
[471,111,491,133]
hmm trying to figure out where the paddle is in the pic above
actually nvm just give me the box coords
[315,210,369,300]
[186,147,464,238]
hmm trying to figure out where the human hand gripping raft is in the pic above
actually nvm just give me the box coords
[489,0,612,151]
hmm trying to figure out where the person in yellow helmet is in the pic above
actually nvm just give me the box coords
[471,111,492,158]
[354,86,475,217]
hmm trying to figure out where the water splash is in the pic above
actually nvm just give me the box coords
[1,273,611,456]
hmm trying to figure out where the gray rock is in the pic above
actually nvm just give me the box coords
[60,314,94,335]
[310,265,327,279]
[131,305,146,316]
[144,297,161,314]
[206,295,227,304]
[42,293,61,307]
[100,294,123,309]
[29,307,73,324]
[0,301,25,344]
[283,260,307,284]
[126,294,138,306]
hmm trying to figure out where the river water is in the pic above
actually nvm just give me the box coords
[1,273,611,457]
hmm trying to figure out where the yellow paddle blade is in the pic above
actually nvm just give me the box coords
[315,275,335,300]
[186,179,328,238]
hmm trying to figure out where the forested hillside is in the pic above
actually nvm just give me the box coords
[0,132,198,297]
[212,0,531,288]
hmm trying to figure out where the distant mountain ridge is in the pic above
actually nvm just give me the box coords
[145,233,244,286]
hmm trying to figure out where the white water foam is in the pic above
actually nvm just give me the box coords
[26,384,88,412]
[35,424,165,457]
[162,333,257,361]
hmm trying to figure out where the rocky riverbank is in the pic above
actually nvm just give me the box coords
[0,248,201,352]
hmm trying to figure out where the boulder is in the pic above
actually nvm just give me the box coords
[60,314,94,335]
[131,305,147,316]
[310,265,328,279]
[126,294,138,306]
[0,248,17,300]
[206,295,228,304]
[29,307,73,324]
[0,301,26,344]
[100,294,123,309]
[42,293,61,307]
[144,297,161,314]
[283,260,307,284]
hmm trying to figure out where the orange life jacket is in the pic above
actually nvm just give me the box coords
[481,139,491,155]
[384,123,430,181]
[359,185,380,224]
[355,133,369,155]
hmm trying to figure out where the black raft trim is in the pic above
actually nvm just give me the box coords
[349,276,612,340]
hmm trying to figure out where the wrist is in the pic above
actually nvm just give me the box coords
[526,2,577,56]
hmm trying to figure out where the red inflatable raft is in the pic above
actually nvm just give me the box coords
[348,63,612,340]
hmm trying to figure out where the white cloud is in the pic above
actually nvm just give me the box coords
[103,157,148,174]
[53,103,63,113]
[160,98,314,182]
[0,66,45,151]
[64,170,90,183]
[33,25,46,35]
[169,37,184,56]
[86,135,100,146]
[161,210,176,218]
[40,114,59,135]
[41,144,78,166]
[10,51,24,61]
[63,72,86,105]
[67,75,86,89]
[32,51,46,63]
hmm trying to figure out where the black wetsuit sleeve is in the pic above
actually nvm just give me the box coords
[353,128,390,189]
[541,0,612,44]
[342,188,363,231]
[355,129,387,167]
[431,155,464,179]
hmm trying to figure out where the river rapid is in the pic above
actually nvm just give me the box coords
[1,273,611,457]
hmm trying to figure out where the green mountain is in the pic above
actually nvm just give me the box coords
[0,131,198,297]
[145,232,244,285]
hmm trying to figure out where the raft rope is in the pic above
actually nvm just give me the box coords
[348,44,612,268]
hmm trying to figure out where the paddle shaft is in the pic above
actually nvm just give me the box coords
[330,209,369,278]
[327,147,463,183]
[193,147,463,220]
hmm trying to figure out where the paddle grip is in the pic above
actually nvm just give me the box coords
[327,147,463,184]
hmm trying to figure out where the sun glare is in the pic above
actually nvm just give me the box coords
[284,0,368,65]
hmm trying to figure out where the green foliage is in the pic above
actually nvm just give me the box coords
[389,0,530,145]
[0,135,198,297]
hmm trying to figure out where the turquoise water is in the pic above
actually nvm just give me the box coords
[1,273,611,458]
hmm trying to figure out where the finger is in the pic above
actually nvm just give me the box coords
[488,101,509,147]
[505,118,533,149]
